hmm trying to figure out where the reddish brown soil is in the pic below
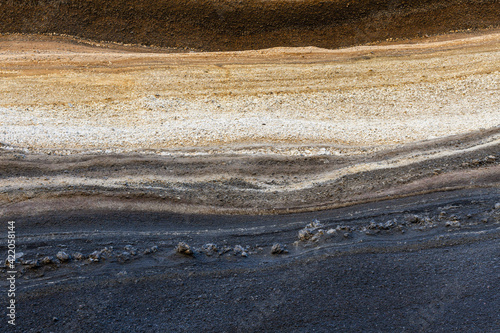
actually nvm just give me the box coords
[1,0,499,51]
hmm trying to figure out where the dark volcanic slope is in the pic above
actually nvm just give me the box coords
[1,188,499,332]
[1,0,499,51]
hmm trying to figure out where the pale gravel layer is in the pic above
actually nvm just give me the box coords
[0,33,499,155]
[1,73,499,153]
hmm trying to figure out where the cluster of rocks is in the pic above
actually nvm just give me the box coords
[297,219,325,242]
[177,242,253,257]
[176,242,193,255]
[461,154,497,168]
[361,219,402,235]
[13,245,159,269]
[362,214,443,233]
[271,243,288,254]
[176,242,285,257]
[296,219,353,244]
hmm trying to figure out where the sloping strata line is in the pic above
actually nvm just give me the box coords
[1,133,498,193]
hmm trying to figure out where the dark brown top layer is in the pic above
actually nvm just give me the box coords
[1,0,499,51]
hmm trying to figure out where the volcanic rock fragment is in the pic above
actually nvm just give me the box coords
[56,251,70,262]
[233,245,248,257]
[72,252,85,260]
[271,243,288,254]
[41,256,56,265]
[176,242,193,255]
[143,246,158,255]
[201,243,218,256]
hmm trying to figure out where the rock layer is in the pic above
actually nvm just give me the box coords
[1,0,499,51]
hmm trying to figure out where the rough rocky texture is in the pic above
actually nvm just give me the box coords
[175,242,193,255]
[0,27,499,332]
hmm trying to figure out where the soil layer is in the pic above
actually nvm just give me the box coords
[1,0,500,51]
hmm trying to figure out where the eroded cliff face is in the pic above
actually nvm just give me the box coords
[1,0,499,51]
[1,2,499,329]
[1,30,499,213]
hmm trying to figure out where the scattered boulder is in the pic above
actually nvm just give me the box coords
[56,251,70,262]
[124,245,138,256]
[405,214,424,224]
[336,225,353,232]
[486,155,496,163]
[299,220,336,242]
[271,243,288,254]
[101,247,114,257]
[22,259,41,268]
[89,251,101,262]
[310,229,325,242]
[383,220,398,229]
[306,219,323,229]
[298,228,314,241]
[201,243,218,256]
[367,219,398,231]
[176,242,193,255]
[117,251,132,261]
[233,245,248,257]
[143,245,158,255]
[494,203,500,210]
[41,256,55,265]
[218,246,232,255]
[72,252,85,260]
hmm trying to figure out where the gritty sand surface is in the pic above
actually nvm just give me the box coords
[0,31,499,154]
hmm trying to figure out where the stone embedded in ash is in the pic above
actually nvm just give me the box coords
[202,243,218,256]
[404,214,422,224]
[89,251,101,261]
[41,256,55,265]
[118,251,132,261]
[233,245,248,257]
[176,242,193,255]
[310,230,325,242]
[143,245,159,255]
[73,252,85,260]
[124,245,138,255]
[23,259,41,268]
[298,228,314,241]
[56,251,70,262]
[271,243,288,254]
[306,219,323,229]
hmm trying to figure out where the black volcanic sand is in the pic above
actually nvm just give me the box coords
[1,0,499,51]
[1,188,499,332]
